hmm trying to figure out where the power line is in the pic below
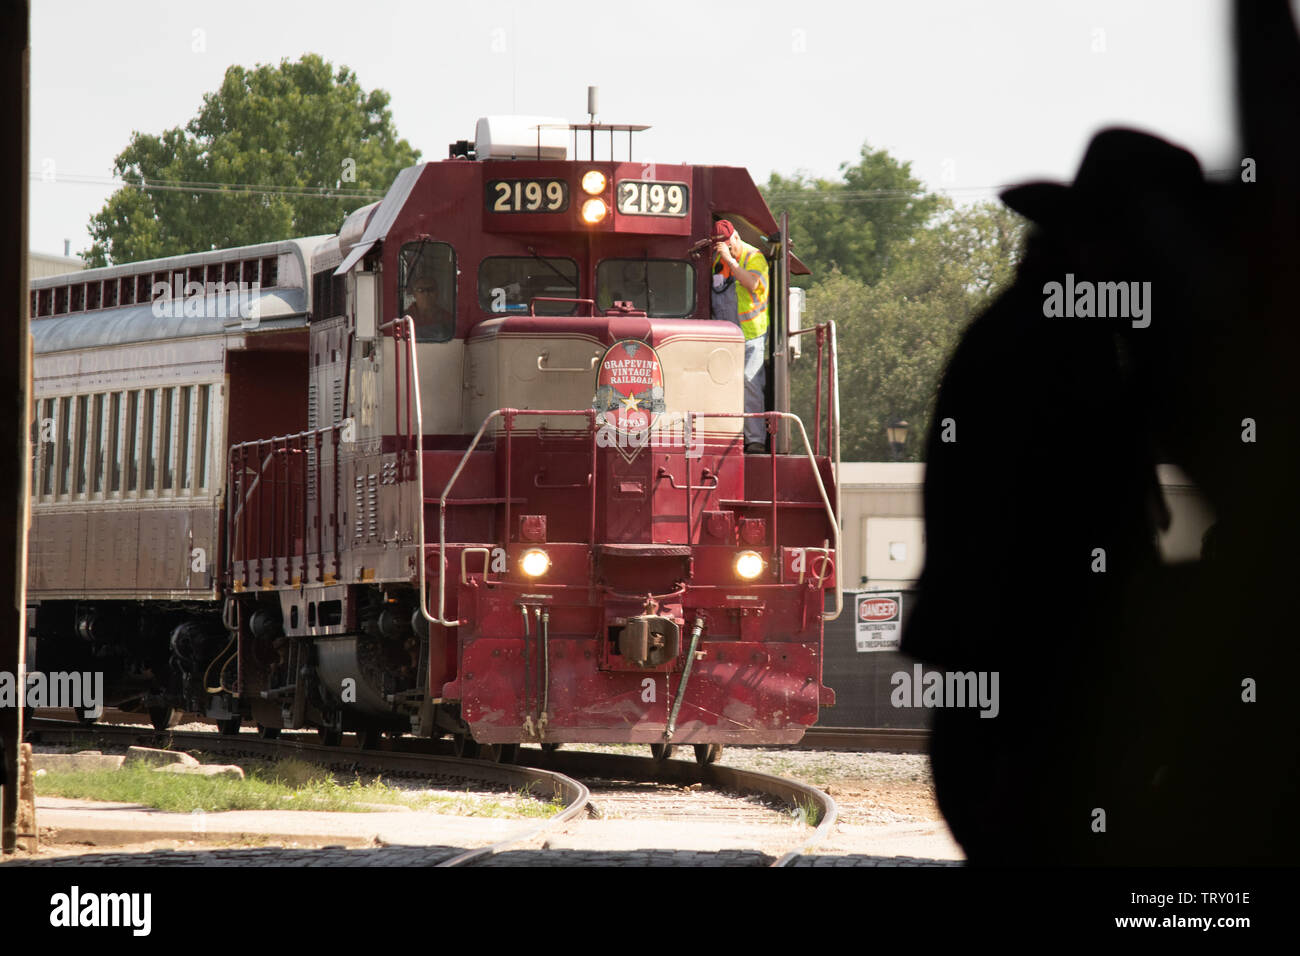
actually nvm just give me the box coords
[34,165,1245,206]
[29,171,386,201]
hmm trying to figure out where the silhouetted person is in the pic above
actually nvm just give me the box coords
[903,0,1300,864]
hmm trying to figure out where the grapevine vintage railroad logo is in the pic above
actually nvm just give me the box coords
[592,339,667,462]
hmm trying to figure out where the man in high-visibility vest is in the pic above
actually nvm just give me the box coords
[712,219,769,452]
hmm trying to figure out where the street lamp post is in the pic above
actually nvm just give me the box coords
[886,418,910,461]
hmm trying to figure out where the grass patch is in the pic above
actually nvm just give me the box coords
[792,796,824,827]
[36,759,562,818]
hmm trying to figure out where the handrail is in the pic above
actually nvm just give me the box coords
[655,465,718,491]
[228,421,349,589]
[420,403,841,625]
[537,351,600,373]
[423,406,598,627]
[528,296,597,316]
[786,318,843,620]
[712,410,843,623]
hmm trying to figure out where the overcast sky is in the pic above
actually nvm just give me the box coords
[29,0,1242,258]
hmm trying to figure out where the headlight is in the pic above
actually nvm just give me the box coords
[581,198,607,224]
[520,548,551,577]
[581,170,606,195]
[735,550,764,580]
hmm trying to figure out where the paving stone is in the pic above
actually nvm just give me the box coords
[153,763,245,779]
[126,746,199,767]
[31,753,126,772]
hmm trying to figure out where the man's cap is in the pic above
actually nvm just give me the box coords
[713,219,736,240]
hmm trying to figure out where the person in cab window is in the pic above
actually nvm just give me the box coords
[403,259,454,341]
[712,219,769,453]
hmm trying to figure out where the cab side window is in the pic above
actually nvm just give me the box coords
[398,242,456,343]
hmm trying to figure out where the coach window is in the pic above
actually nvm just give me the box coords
[125,391,140,493]
[596,259,694,317]
[477,256,579,316]
[74,395,89,496]
[398,241,456,343]
[143,389,157,494]
[196,385,211,491]
[29,412,38,497]
[58,396,73,497]
[91,393,105,496]
[178,386,193,493]
[109,392,122,495]
[39,398,55,498]
[161,387,175,492]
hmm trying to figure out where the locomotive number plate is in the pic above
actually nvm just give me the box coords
[487,179,569,213]
[616,180,689,217]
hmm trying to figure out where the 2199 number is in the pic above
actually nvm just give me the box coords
[488,179,568,213]
[616,180,689,217]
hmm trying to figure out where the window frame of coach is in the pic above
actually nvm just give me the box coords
[31,383,218,506]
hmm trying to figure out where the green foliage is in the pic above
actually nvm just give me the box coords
[789,201,1026,461]
[762,143,942,286]
[84,54,420,266]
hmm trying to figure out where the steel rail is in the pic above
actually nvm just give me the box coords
[520,749,837,867]
[27,718,590,866]
[796,726,930,754]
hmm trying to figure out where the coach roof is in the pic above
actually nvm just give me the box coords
[29,236,330,355]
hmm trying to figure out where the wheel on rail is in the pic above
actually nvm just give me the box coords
[649,743,675,761]
[74,706,97,727]
[452,733,479,759]
[257,724,280,740]
[317,727,343,747]
[694,743,723,765]
[148,707,176,732]
[477,743,519,764]
[216,716,241,735]
[540,742,562,753]
[359,728,382,750]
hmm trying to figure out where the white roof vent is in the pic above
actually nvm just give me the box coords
[474,115,569,160]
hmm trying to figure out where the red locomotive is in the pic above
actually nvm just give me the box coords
[27,116,842,762]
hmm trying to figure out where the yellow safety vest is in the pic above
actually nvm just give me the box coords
[715,241,769,340]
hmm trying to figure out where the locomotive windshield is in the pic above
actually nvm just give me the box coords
[596,259,693,317]
[477,256,579,315]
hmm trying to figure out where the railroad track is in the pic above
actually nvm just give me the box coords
[26,719,836,866]
[27,718,587,867]
[797,726,930,753]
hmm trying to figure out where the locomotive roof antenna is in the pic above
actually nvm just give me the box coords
[587,85,597,161]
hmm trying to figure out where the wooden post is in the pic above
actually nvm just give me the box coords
[0,0,31,855]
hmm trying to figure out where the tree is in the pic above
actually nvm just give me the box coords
[762,143,942,286]
[84,55,420,266]
[790,201,1026,460]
